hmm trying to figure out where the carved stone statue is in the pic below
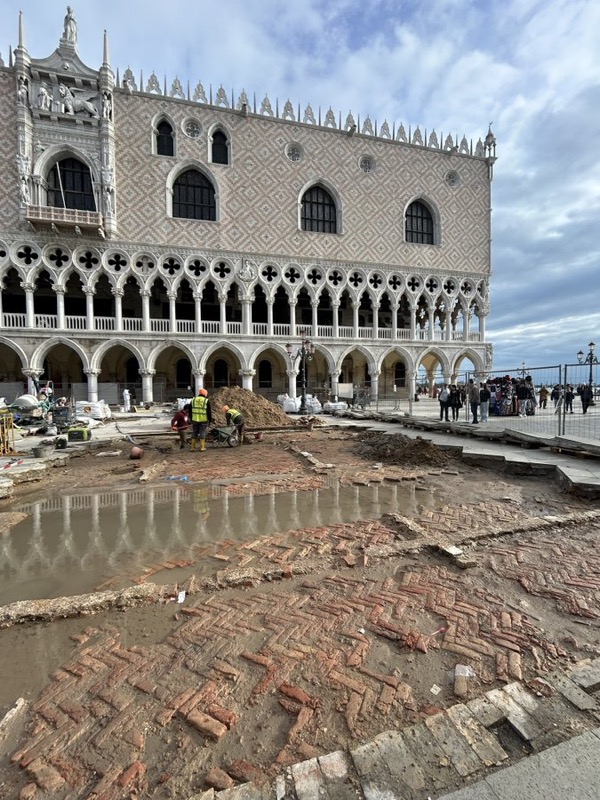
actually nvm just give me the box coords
[20,177,30,205]
[104,187,113,215]
[102,92,112,119]
[17,76,28,105]
[238,260,256,282]
[37,83,51,111]
[59,84,99,118]
[63,6,77,45]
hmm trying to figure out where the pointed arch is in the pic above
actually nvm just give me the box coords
[166,160,219,221]
[298,178,342,234]
[90,338,146,372]
[404,194,441,245]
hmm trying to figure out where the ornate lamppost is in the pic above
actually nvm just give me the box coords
[517,362,527,379]
[286,339,315,414]
[577,342,598,406]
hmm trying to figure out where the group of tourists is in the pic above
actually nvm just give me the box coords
[438,376,596,423]
[170,388,246,450]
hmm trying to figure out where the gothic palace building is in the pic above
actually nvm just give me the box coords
[0,8,496,406]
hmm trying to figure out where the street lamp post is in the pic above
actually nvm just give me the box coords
[286,339,315,414]
[517,362,527,379]
[577,342,598,406]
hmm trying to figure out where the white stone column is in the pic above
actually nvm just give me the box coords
[289,300,297,338]
[24,282,35,328]
[168,291,177,333]
[428,304,435,340]
[55,286,66,330]
[352,301,359,339]
[373,301,380,340]
[392,302,398,341]
[194,292,202,333]
[409,301,416,340]
[242,297,252,335]
[287,368,298,399]
[445,308,452,341]
[84,287,95,330]
[193,370,205,393]
[464,310,472,341]
[85,368,100,402]
[479,310,487,339]
[330,369,341,401]
[140,369,156,404]
[219,293,227,334]
[113,287,123,332]
[266,298,274,337]
[240,369,255,391]
[332,302,339,339]
[311,300,318,338]
[370,371,380,402]
[141,290,150,332]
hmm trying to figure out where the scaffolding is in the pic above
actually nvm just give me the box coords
[0,410,16,455]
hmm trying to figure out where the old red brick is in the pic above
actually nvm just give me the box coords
[279,682,320,708]
[206,704,238,729]
[119,760,147,789]
[25,757,66,793]
[186,709,228,740]
[227,758,262,783]
[204,766,234,790]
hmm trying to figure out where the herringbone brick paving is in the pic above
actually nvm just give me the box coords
[5,523,600,799]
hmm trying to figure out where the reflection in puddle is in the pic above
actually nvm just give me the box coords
[1,478,435,605]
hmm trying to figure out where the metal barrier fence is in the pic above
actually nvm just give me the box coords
[369,363,600,442]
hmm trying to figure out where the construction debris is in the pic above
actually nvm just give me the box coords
[353,431,450,468]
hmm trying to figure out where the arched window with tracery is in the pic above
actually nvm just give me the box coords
[301,185,337,233]
[405,200,434,244]
[47,157,95,211]
[172,170,216,220]
[211,130,229,165]
[156,120,174,156]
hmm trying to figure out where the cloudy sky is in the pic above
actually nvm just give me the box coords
[3,0,600,373]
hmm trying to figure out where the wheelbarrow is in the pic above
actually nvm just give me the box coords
[207,424,239,448]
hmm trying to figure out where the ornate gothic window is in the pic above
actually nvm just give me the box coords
[301,185,337,234]
[47,158,95,211]
[405,201,434,244]
[211,130,229,164]
[172,170,216,220]
[157,120,174,156]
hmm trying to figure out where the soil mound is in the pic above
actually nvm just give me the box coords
[208,387,296,429]
[353,430,449,467]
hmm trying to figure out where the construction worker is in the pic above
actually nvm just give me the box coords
[222,405,245,442]
[190,389,212,451]
[170,404,190,449]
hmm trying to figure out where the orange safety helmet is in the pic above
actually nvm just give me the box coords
[222,405,229,413]
[198,388,208,396]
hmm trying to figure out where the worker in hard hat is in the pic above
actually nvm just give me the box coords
[190,388,212,452]
[222,405,245,443]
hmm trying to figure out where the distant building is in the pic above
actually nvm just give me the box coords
[0,8,496,405]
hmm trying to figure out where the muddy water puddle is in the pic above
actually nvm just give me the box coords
[0,479,435,605]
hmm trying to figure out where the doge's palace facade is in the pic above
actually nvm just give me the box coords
[0,8,496,405]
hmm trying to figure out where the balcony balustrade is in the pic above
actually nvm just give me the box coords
[0,312,479,342]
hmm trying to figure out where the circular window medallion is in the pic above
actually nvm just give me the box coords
[285,143,303,162]
[183,119,202,138]
[359,155,374,173]
[445,170,460,187]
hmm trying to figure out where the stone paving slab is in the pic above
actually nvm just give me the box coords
[440,728,600,800]
[214,659,600,799]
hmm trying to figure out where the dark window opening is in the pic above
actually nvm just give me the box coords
[173,170,216,220]
[301,185,337,234]
[48,158,95,211]
[212,130,229,164]
[406,201,434,244]
[157,120,174,156]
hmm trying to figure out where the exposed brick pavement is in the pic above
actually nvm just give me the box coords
[5,550,594,798]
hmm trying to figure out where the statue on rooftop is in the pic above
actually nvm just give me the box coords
[63,7,77,45]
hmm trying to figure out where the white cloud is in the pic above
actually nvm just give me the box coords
[2,0,599,371]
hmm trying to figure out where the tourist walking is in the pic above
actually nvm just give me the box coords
[438,384,450,421]
[449,385,462,421]
[539,386,549,409]
[479,382,491,422]
[516,380,530,417]
[565,385,575,414]
[580,384,593,414]
[467,379,480,424]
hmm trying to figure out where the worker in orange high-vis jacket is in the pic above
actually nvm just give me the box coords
[190,389,212,451]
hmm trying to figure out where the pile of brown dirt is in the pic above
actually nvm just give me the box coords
[353,430,449,467]
[208,387,296,429]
